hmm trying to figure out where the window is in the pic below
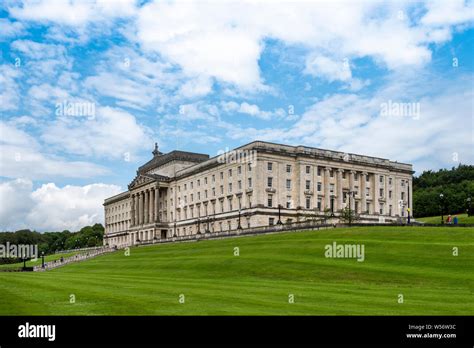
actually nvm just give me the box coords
[380,176,383,183]
[354,173,359,180]
[379,203,384,215]
[401,180,405,187]
[389,205,392,216]
[366,187,370,196]
[330,183,335,193]
[267,177,273,188]
[286,179,291,190]
[212,188,216,196]
[306,180,311,190]
[317,198,322,211]
[389,178,392,185]
[248,178,252,188]
[366,202,370,213]
[220,172,224,180]
[229,198,233,211]
[401,192,405,200]
[191,182,193,189]
[204,190,208,199]
[268,162,273,171]
[286,164,291,173]
[248,163,252,171]
[238,180,242,190]
[267,195,273,207]
[389,190,392,199]
[228,183,232,193]
[366,175,370,182]
[306,166,311,174]
[342,171,346,179]
[197,192,200,200]
[330,170,334,178]
[269,218,275,226]
[238,166,242,175]
[317,167,322,176]
[184,184,187,190]
[212,175,215,183]
[286,196,292,209]
[228,169,232,177]
[197,179,200,187]
[354,185,359,195]
[306,197,311,209]
[204,177,208,185]
[190,194,193,202]
[380,188,384,197]
[317,182,322,191]
[220,185,224,194]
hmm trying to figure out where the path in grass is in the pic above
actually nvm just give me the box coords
[0,251,81,271]
[0,226,472,315]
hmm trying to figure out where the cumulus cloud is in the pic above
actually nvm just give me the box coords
[221,101,286,120]
[40,106,152,159]
[0,121,108,180]
[0,65,21,112]
[0,179,121,231]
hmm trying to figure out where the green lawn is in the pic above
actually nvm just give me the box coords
[417,213,474,224]
[0,251,81,271]
[0,226,472,315]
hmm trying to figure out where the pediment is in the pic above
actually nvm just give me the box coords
[128,174,156,190]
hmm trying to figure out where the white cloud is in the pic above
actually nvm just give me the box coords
[0,65,21,112]
[0,121,108,180]
[0,179,121,231]
[8,0,137,26]
[133,0,474,91]
[40,106,152,159]
[305,55,352,82]
[221,101,286,120]
[0,18,25,40]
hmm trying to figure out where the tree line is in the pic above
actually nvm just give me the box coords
[0,224,104,263]
[413,164,474,217]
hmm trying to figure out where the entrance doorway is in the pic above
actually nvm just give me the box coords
[161,230,167,239]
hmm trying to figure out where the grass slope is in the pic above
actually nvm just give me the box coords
[0,226,472,315]
[417,213,474,224]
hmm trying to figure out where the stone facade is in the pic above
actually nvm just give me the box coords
[104,141,414,247]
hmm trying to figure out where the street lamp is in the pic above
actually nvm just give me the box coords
[237,209,242,230]
[439,193,444,224]
[330,194,335,217]
[348,191,355,226]
[276,204,283,225]
[41,251,45,268]
[467,197,472,217]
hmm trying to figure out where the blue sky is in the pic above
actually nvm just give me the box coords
[0,0,473,231]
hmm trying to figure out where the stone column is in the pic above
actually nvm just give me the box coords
[374,173,380,215]
[130,194,135,226]
[135,193,139,225]
[149,189,154,223]
[349,171,355,211]
[144,190,149,224]
[155,187,159,222]
[324,167,331,210]
[139,191,144,225]
[337,169,343,211]
[361,172,367,214]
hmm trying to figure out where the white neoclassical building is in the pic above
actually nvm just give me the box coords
[104,141,413,247]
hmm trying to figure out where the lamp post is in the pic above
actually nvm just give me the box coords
[277,204,283,225]
[348,191,355,226]
[237,209,242,230]
[439,193,444,224]
[467,197,472,217]
[331,194,335,215]
[41,251,45,268]
[173,221,177,237]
